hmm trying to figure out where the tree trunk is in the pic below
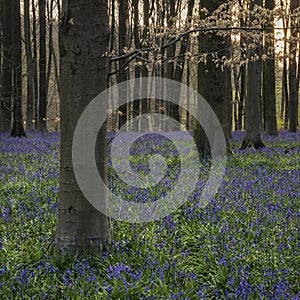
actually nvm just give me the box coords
[140,0,150,117]
[263,0,278,136]
[32,0,39,129]
[24,0,35,131]
[38,0,47,132]
[241,0,265,149]
[288,0,299,132]
[195,0,230,153]
[0,0,12,132]
[165,0,178,124]
[238,12,246,131]
[280,0,289,128]
[11,0,26,137]
[0,0,2,104]
[56,0,111,255]
[133,0,141,121]
[117,0,129,128]
[46,0,54,97]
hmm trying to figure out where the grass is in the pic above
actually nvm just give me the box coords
[0,131,299,299]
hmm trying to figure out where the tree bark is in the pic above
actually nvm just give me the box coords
[56,0,111,255]
[11,0,26,137]
[32,0,39,129]
[263,0,278,136]
[288,0,299,132]
[38,0,48,132]
[24,0,35,131]
[241,0,265,149]
[0,0,12,132]
[0,0,2,104]
[46,0,54,98]
[140,0,150,117]
[133,0,141,121]
[195,0,230,153]
[117,0,129,128]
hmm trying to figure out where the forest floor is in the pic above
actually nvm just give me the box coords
[0,131,299,299]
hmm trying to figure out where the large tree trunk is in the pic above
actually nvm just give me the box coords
[38,0,47,132]
[241,0,265,149]
[0,0,12,133]
[24,0,35,131]
[263,0,278,136]
[56,0,111,255]
[195,0,230,153]
[11,0,26,137]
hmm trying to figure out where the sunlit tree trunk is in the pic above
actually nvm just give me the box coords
[56,0,111,255]
[280,0,289,127]
[11,0,26,137]
[0,0,12,133]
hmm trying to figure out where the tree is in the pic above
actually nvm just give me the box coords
[117,0,129,128]
[32,0,39,128]
[195,0,231,153]
[10,0,26,137]
[38,0,47,132]
[262,0,278,136]
[0,0,2,104]
[0,0,12,133]
[280,0,289,127]
[56,0,111,254]
[241,0,265,149]
[288,0,299,132]
[24,0,35,131]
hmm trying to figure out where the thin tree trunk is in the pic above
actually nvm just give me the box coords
[32,0,39,128]
[280,0,289,127]
[186,58,190,130]
[233,64,239,130]
[38,0,47,132]
[24,0,35,131]
[56,0,111,255]
[288,0,299,132]
[174,0,194,83]
[141,0,150,116]
[263,0,278,136]
[117,0,129,128]
[11,0,26,137]
[133,0,141,121]
[46,0,54,98]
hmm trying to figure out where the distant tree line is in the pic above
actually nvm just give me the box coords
[0,0,299,147]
